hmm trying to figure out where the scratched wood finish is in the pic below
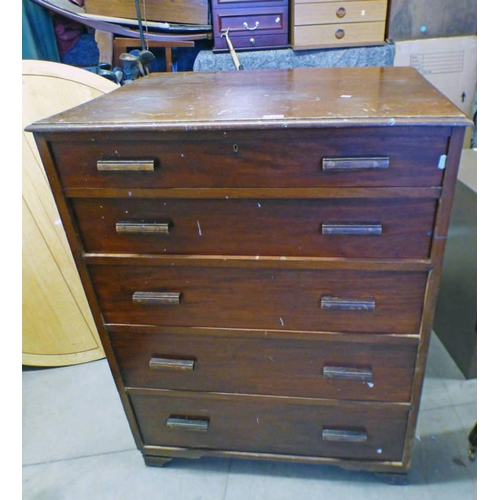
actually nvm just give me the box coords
[109,329,417,402]
[71,197,437,259]
[129,390,409,461]
[28,68,470,476]
[27,68,468,133]
[48,127,449,190]
[89,265,427,334]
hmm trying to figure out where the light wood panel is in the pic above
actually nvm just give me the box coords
[295,1,387,26]
[293,21,385,48]
[22,60,118,366]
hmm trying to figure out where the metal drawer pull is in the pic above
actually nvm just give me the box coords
[132,292,181,305]
[321,222,382,236]
[322,428,368,443]
[149,357,195,371]
[321,296,375,311]
[322,157,389,172]
[167,417,209,432]
[323,366,373,380]
[116,222,171,234]
[243,21,260,31]
[97,159,155,172]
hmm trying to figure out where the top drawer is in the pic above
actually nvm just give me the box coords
[294,1,387,26]
[214,7,287,35]
[49,127,449,190]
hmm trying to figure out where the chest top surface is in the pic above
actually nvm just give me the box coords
[28,67,469,133]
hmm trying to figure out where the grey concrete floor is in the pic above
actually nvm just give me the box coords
[22,333,476,499]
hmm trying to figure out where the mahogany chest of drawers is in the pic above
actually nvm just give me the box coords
[211,0,289,51]
[29,67,469,481]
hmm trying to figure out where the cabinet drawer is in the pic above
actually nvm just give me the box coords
[215,8,287,34]
[110,328,417,402]
[89,265,427,334]
[294,21,386,48]
[73,197,436,259]
[130,391,409,460]
[295,1,387,26]
[213,0,288,6]
[213,32,288,50]
[49,127,449,190]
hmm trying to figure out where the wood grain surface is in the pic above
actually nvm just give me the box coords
[109,328,417,402]
[48,127,449,190]
[129,390,409,461]
[27,67,470,132]
[88,264,427,334]
[71,197,437,259]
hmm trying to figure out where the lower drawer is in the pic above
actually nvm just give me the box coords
[90,265,428,334]
[213,33,289,50]
[110,328,418,402]
[293,22,386,49]
[129,390,409,461]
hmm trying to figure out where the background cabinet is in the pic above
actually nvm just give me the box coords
[291,0,388,50]
[211,0,289,51]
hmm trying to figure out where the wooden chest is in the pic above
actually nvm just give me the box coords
[291,0,388,50]
[28,67,469,481]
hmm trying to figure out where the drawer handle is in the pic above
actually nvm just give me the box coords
[322,428,368,443]
[243,21,260,31]
[132,291,181,305]
[336,7,346,18]
[321,296,375,311]
[97,159,155,172]
[323,366,373,381]
[335,29,345,40]
[116,222,171,234]
[321,222,382,236]
[149,357,195,371]
[167,417,209,433]
[322,157,389,172]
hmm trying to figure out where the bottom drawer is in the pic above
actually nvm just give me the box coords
[293,22,385,49]
[213,33,289,50]
[130,391,409,461]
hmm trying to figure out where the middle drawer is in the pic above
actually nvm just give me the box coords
[89,265,427,334]
[73,197,436,259]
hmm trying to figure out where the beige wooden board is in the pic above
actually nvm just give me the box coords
[293,21,385,49]
[22,60,118,366]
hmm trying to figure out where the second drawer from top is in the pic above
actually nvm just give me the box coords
[72,197,437,259]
